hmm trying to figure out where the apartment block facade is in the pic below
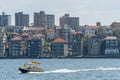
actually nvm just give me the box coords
[60,14,79,28]
[26,39,43,57]
[0,12,11,26]
[15,12,29,26]
[8,36,22,56]
[34,11,55,28]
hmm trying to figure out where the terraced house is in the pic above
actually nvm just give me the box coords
[71,31,83,56]
[88,35,101,56]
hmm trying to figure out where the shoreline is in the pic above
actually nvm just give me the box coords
[1,56,120,59]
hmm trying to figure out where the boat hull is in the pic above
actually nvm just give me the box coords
[19,67,43,73]
[19,68,30,73]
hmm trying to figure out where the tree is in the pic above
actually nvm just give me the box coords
[82,35,89,55]
[96,27,107,39]
[111,22,120,51]
[111,22,120,37]
[43,41,52,55]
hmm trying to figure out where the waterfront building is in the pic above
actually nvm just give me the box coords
[103,36,119,55]
[0,32,7,56]
[88,35,101,56]
[85,26,100,36]
[60,14,79,28]
[71,31,83,56]
[8,36,22,56]
[34,11,55,28]
[26,38,43,57]
[0,12,11,26]
[46,28,55,41]
[51,37,68,57]
[15,12,29,26]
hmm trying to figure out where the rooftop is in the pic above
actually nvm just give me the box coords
[47,28,55,32]
[21,32,29,36]
[11,36,22,41]
[23,27,44,31]
[34,33,45,38]
[89,35,98,38]
[104,36,117,40]
[10,32,19,35]
[72,31,82,34]
[85,26,100,29]
[52,37,66,43]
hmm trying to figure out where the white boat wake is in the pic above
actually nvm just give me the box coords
[29,69,79,74]
[45,69,80,73]
[29,67,120,74]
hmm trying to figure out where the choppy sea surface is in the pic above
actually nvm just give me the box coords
[1,59,120,80]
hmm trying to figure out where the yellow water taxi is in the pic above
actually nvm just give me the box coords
[19,61,43,73]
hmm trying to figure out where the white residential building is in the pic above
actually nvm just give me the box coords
[85,26,100,36]
[104,36,119,55]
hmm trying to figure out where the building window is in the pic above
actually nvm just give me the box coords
[106,41,109,43]
[110,40,114,43]
[115,41,118,44]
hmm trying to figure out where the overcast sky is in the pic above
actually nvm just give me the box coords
[1,0,120,25]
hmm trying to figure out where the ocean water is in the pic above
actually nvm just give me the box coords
[1,59,120,80]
